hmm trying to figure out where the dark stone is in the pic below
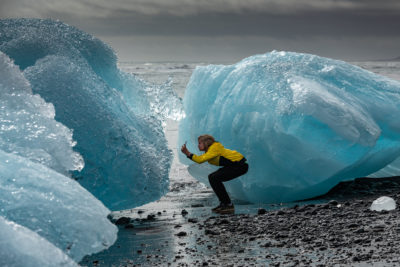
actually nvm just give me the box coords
[258,208,267,215]
[348,223,359,228]
[115,217,131,225]
[354,228,365,234]
[321,204,330,209]
[276,210,285,215]
[262,242,272,247]
[181,209,189,216]
[329,200,338,206]
[205,229,220,235]
[176,231,187,237]
[147,214,156,220]
[188,218,198,223]
[218,219,230,225]
[192,204,204,207]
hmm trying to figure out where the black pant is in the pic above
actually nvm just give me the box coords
[208,159,249,204]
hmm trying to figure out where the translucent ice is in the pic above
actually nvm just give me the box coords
[370,196,396,211]
[0,216,78,267]
[0,18,178,210]
[0,52,83,174]
[179,51,400,203]
[0,150,117,261]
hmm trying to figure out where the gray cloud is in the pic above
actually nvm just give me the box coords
[2,0,399,38]
[1,0,399,61]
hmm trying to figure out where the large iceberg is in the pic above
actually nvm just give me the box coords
[0,150,117,261]
[0,52,117,262]
[0,52,83,174]
[179,51,400,203]
[0,216,78,267]
[0,18,177,210]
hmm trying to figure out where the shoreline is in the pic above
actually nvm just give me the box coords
[81,176,400,266]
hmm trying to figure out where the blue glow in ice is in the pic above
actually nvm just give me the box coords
[0,216,78,267]
[0,18,175,210]
[179,51,400,203]
[0,52,83,174]
[0,50,116,264]
[0,150,117,262]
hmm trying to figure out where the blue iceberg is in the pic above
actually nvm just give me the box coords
[0,150,117,261]
[0,216,78,267]
[0,52,83,174]
[179,51,400,203]
[0,18,176,210]
[0,51,117,262]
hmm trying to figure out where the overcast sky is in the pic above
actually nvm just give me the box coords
[1,0,399,62]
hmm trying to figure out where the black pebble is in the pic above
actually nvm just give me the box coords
[115,217,131,225]
[258,208,267,215]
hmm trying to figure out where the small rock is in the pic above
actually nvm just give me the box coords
[258,208,267,215]
[217,219,230,225]
[188,218,198,223]
[347,223,359,228]
[115,217,130,225]
[147,214,156,220]
[329,200,338,206]
[276,210,285,215]
[181,209,188,216]
[176,231,187,237]
[191,204,204,208]
[205,229,220,235]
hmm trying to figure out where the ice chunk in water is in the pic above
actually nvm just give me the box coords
[370,196,396,211]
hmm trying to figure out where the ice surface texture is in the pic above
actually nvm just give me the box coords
[0,51,116,263]
[0,150,117,261]
[0,18,174,210]
[179,51,400,203]
[0,52,83,174]
[0,216,78,267]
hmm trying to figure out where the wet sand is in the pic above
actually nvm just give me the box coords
[80,176,400,267]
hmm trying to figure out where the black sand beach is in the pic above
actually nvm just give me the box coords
[81,176,400,267]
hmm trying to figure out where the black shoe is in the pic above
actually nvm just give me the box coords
[211,203,224,213]
[215,203,235,214]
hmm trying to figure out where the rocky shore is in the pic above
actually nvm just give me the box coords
[82,176,400,267]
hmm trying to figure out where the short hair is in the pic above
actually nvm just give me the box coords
[198,134,215,150]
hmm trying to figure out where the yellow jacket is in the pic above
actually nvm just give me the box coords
[189,142,244,166]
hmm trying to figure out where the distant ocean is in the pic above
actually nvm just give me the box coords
[119,60,400,99]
